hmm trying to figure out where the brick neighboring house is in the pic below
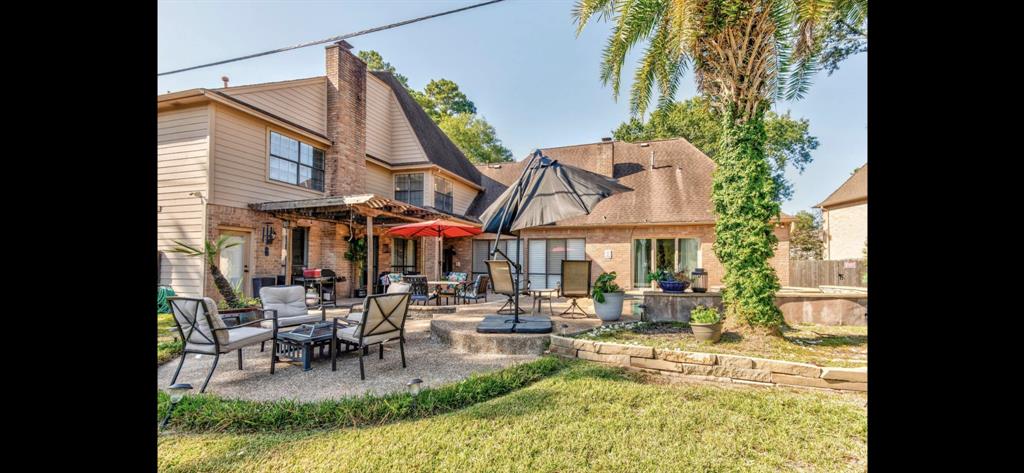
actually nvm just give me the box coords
[815,164,867,261]
[157,41,793,302]
[462,139,793,290]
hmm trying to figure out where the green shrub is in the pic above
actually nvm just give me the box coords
[690,305,721,324]
[157,356,574,433]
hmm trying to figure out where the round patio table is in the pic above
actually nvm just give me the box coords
[427,280,468,305]
[529,288,559,316]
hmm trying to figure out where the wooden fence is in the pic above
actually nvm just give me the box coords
[788,259,866,288]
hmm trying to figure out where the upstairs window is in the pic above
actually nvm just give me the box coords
[394,173,424,206]
[435,176,453,213]
[269,131,324,191]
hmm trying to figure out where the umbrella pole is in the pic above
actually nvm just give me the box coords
[513,231,521,324]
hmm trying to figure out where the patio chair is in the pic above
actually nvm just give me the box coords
[559,260,592,318]
[387,281,412,294]
[167,297,275,393]
[403,275,436,305]
[460,274,490,304]
[487,260,525,314]
[332,292,411,380]
[258,286,326,367]
[438,272,467,305]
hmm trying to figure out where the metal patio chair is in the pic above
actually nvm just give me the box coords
[559,260,592,318]
[460,274,490,304]
[487,260,526,314]
[402,275,436,305]
[167,297,276,393]
[259,285,326,371]
[332,292,411,380]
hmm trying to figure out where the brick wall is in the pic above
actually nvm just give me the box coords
[204,203,353,302]
[325,41,366,197]
[478,223,790,290]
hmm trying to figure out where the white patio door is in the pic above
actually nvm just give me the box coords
[219,231,250,297]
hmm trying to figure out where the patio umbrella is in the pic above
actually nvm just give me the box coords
[476,149,631,333]
[387,219,482,279]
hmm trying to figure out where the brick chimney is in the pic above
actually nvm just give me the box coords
[594,137,615,177]
[325,40,367,196]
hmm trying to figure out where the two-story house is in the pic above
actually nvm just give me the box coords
[157,40,793,302]
[814,163,867,260]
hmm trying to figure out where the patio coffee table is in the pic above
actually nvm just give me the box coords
[274,322,336,371]
[529,288,559,316]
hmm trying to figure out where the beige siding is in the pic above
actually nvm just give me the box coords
[209,104,324,208]
[223,78,327,136]
[366,75,392,160]
[389,93,429,165]
[158,105,210,297]
[823,201,867,260]
[452,178,477,215]
[366,161,393,198]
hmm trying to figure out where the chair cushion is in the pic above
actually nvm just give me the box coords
[260,286,308,318]
[387,282,412,294]
[387,273,404,282]
[261,314,322,329]
[336,324,400,345]
[222,326,273,353]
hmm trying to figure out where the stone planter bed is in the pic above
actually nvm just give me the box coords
[549,323,866,393]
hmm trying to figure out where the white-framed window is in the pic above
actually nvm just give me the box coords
[269,131,325,191]
[394,173,424,206]
[632,238,700,286]
[527,238,585,289]
[434,176,453,213]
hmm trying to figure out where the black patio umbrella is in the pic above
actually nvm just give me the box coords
[476,149,631,334]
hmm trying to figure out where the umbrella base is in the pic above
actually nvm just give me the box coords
[476,315,553,334]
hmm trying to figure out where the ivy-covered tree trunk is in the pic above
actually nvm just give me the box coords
[712,103,784,333]
[209,263,241,308]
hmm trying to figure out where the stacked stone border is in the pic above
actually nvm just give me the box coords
[548,334,866,392]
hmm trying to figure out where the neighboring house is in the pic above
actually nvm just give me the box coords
[459,139,793,289]
[157,40,793,301]
[815,163,867,260]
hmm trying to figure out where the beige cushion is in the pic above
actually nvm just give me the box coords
[189,326,272,354]
[261,314,322,329]
[387,282,411,294]
[336,324,399,346]
[260,286,309,318]
[171,297,230,348]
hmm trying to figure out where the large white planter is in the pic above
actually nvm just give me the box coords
[594,292,625,321]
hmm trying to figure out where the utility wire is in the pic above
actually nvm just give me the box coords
[158,0,507,77]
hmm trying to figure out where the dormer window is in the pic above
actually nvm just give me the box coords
[269,131,324,191]
[435,176,453,213]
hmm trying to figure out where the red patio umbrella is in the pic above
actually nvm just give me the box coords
[387,219,482,278]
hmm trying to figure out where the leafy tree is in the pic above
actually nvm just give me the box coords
[358,50,510,164]
[358,50,410,89]
[789,210,823,260]
[437,113,513,163]
[575,0,867,333]
[414,79,477,119]
[169,236,241,308]
[612,97,818,201]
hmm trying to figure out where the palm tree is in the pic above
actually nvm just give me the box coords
[169,236,242,308]
[574,0,866,333]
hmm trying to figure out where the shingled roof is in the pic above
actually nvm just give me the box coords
[467,138,793,226]
[815,164,867,208]
[370,71,482,185]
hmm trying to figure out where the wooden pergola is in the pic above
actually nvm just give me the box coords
[249,194,479,292]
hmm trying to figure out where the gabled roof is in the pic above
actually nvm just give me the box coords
[370,71,482,186]
[816,164,867,208]
[468,138,793,226]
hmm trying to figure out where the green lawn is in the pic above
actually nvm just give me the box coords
[158,313,183,365]
[575,322,867,367]
[158,360,866,472]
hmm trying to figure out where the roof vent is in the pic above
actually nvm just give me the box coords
[601,137,613,142]
[221,76,229,88]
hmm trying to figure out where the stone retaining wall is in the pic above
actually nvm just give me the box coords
[643,291,867,326]
[548,335,866,392]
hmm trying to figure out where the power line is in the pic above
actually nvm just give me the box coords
[158,0,507,77]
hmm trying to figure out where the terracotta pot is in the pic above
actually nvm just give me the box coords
[691,321,722,343]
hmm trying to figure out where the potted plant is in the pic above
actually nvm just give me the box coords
[592,271,625,321]
[344,237,368,297]
[658,271,691,293]
[645,271,661,289]
[690,305,723,343]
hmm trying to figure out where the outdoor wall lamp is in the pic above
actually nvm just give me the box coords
[262,222,277,256]
[160,383,193,430]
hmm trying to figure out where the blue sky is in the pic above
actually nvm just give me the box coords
[158,0,866,215]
